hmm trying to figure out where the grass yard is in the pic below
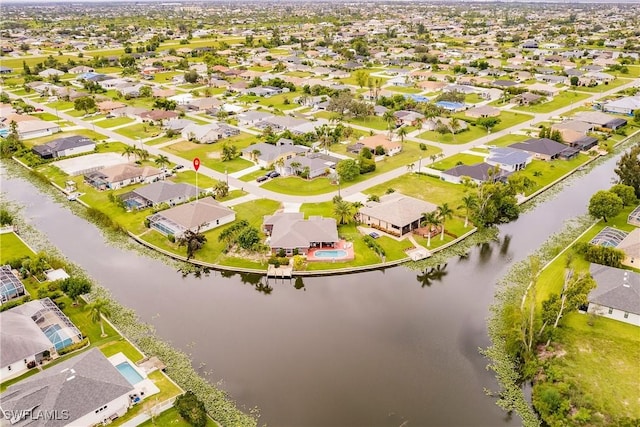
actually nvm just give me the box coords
[0,232,34,263]
[236,93,298,111]
[95,116,136,128]
[430,152,486,171]
[145,135,179,146]
[20,129,107,148]
[240,168,270,182]
[511,153,592,195]
[486,133,530,147]
[573,78,632,93]
[261,176,338,195]
[162,133,258,173]
[32,112,61,122]
[514,91,591,114]
[364,173,472,210]
[139,407,219,427]
[116,123,167,140]
[387,85,422,94]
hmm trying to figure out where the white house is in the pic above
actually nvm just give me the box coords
[587,264,640,327]
[147,197,236,238]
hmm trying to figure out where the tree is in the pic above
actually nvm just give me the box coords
[60,277,92,305]
[122,145,136,160]
[184,69,199,83]
[87,298,111,337]
[421,211,441,247]
[154,154,170,172]
[221,143,237,161]
[336,159,360,182]
[476,117,501,133]
[236,226,260,250]
[449,117,461,141]
[609,183,638,206]
[333,198,353,225]
[570,76,579,86]
[139,85,152,98]
[354,70,369,89]
[250,149,261,162]
[588,190,622,222]
[396,126,409,145]
[177,227,207,260]
[614,144,640,197]
[135,148,150,162]
[459,194,478,228]
[119,54,135,67]
[436,203,454,240]
[213,180,229,199]
[74,96,96,115]
[0,208,14,226]
[175,391,207,427]
[383,110,396,139]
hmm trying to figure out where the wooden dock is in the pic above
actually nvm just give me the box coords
[267,264,293,278]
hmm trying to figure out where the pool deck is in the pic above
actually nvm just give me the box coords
[307,240,355,262]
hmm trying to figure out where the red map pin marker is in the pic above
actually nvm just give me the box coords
[193,157,200,171]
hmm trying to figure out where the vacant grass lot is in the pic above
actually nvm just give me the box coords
[162,133,258,173]
[95,116,136,128]
[430,152,486,171]
[512,153,592,196]
[237,93,298,111]
[485,133,530,147]
[0,232,34,263]
[115,122,164,140]
[514,91,591,114]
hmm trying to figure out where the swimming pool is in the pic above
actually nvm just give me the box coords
[435,101,466,110]
[314,249,348,258]
[116,361,144,385]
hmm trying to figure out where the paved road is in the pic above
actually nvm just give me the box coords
[10,77,638,204]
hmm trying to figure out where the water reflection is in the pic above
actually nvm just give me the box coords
[478,241,494,264]
[500,235,512,256]
[416,263,448,287]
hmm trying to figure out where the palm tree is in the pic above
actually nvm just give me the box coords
[154,154,170,176]
[421,211,440,247]
[437,203,454,241]
[406,163,415,172]
[275,157,285,172]
[450,117,460,142]
[177,227,207,260]
[414,117,424,131]
[290,161,301,176]
[383,110,396,139]
[87,298,111,338]
[135,148,150,162]
[352,201,363,222]
[122,145,136,161]
[251,149,261,162]
[396,126,409,146]
[367,194,380,203]
[458,194,478,228]
[429,154,438,164]
[333,199,353,225]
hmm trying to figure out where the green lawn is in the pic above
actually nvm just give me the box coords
[47,100,75,110]
[162,133,258,174]
[514,91,591,114]
[486,133,530,147]
[430,152,486,171]
[239,168,269,182]
[115,123,164,140]
[32,112,61,122]
[95,117,136,129]
[99,339,144,363]
[145,135,179,146]
[236,93,298,111]
[0,233,34,263]
[364,173,472,211]
[512,154,592,195]
[139,407,219,427]
[387,85,422,94]
[572,78,632,93]
[261,176,338,195]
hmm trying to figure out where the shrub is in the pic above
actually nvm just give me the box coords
[175,391,208,427]
[419,143,427,151]
[167,234,175,243]
[57,338,89,356]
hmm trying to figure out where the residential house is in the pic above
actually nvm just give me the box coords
[109,106,149,120]
[486,147,532,172]
[422,117,469,133]
[441,162,511,185]
[184,97,222,112]
[357,192,437,237]
[587,264,640,326]
[263,213,339,255]
[97,100,127,114]
[349,134,402,156]
[465,105,500,119]
[574,111,627,130]
[0,265,27,306]
[84,164,162,190]
[0,298,82,381]
[527,83,562,97]
[122,181,198,208]
[68,65,95,74]
[32,135,95,159]
[509,138,576,161]
[181,122,239,143]
[617,228,640,269]
[147,197,235,238]
[14,119,61,140]
[236,111,274,127]
[37,68,64,78]
[139,110,179,123]
[0,348,142,426]
[163,118,195,132]
[241,139,308,168]
[394,110,425,126]
[629,205,640,227]
[515,92,543,106]
[603,96,640,116]
[279,152,337,179]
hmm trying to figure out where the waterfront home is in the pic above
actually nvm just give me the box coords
[628,205,640,227]
[0,349,141,426]
[441,162,511,185]
[617,228,640,269]
[31,135,95,159]
[486,147,532,172]
[0,298,82,381]
[357,193,437,237]
[263,212,339,256]
[6,119,61,140]
[509,138,576,161]
[84,163,162,190]
[147,197,235,238]
[122,181,199,208]
[574,111,628,131]
[602,96,640,116]
[587,264,640,327]
[0,265,27,306]
[241,139,308,168]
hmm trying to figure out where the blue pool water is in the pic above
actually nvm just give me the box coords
[435,101,465,110]
[314,249,348,258]
[116,362,144,385]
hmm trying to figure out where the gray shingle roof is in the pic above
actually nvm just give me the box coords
[358,193,436,227]
[488,147,532,166]
[32,135,94,157]
[0,348,134,427]
[589,264,640,315]
[0,311,53,368]
[241,142,307,163]
[510,138,567,157]
[443,162,511,181]
[132,181,197,205]
[265,213,338,249]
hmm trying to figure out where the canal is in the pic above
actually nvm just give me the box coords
[0,151,622,427]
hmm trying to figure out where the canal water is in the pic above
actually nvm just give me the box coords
[0,152,622,427]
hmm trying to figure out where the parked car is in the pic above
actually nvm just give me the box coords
[173,165,184,171]
[267,171,280,178]
[369,232,380,239]
[256,175,268,183]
